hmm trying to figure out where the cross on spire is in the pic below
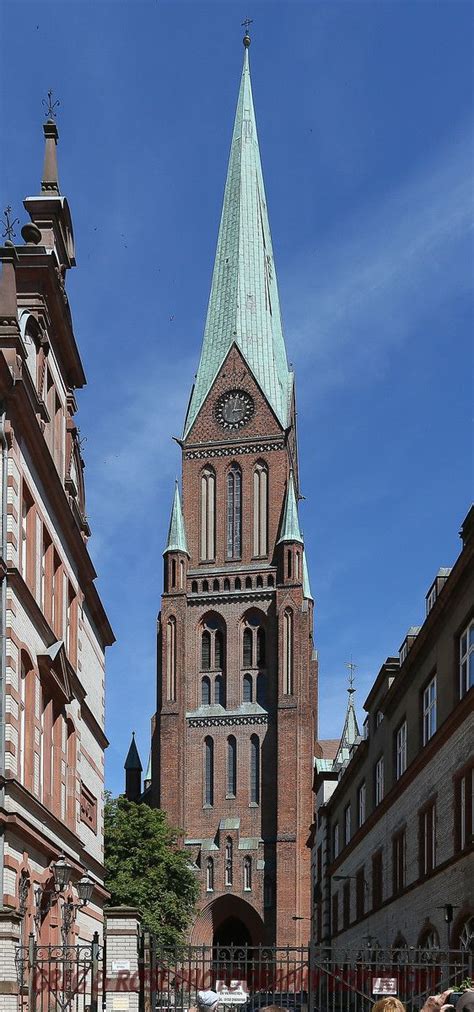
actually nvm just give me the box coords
[345,658,357,694]
[241,17,253,46]
[2,206,19,242]
[42,89,60,121]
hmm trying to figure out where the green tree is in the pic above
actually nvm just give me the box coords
[104,794,199,943]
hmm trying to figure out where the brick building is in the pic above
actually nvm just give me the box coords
[311,507,474,954]
[0,111,114,948]
[131,34,318,946]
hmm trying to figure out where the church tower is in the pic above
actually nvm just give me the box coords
[151,33,317,946]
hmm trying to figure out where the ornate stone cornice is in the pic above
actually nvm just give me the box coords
[184,440,283,461]
[187,713,269,729]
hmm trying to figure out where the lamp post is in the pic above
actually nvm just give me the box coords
[34,855,94,944]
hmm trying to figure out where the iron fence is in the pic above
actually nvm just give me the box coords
[16,933,102,1012]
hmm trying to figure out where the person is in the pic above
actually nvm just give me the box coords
[197,990,220,1012]
[419,990,474,1012]
[372,1000,406,1012]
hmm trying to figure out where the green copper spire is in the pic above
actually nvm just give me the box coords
[183,41,293,438]
[278,471,303,545]
[163,481,188,556]
[303,550,313,601]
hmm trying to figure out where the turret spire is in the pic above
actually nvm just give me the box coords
[278,471,303,545]
[334,668,360,769]
[183,40,293,437]
[163,481,188,556]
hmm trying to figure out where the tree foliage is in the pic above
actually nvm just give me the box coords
[104,794,199,943]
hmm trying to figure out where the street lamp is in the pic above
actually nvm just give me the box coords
[34,855,94,944]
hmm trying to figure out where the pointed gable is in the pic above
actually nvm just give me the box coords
[183,45,293,438]
[37,640,73,704]
[124,733,142,772]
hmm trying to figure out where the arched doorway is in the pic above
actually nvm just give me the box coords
[213,917,252,947]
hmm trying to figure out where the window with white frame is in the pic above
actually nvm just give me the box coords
[375,756,384,806]
[396,720,407,779]
[344,803,351,846]
[422,676,437,745]
[358,781,366,827]
[460,620,474,698]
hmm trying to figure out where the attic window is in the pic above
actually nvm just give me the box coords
[426,584,437,615]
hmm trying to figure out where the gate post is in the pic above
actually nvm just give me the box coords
[104,906,142,1012]
[0,905,21,1012]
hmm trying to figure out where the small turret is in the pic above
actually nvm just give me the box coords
[163,481,189,593]
[124,732,142,802]
[277,471,304,585]
[23,96,76,270]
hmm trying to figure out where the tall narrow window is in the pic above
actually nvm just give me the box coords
[225,837,233,886]
[166,617,176,701]
[422,676,437,744]
[250,735,260,804]
[21,496,28,578]
[244,856,252,891]
[204,737,214,806]
[215,630,223,670]
[375,755,384,806]
[396,720,407,779]
[344,803,351,846]
[253,463,268,556]
[243,628,253,668]
[287,549,292,579]
[283,609,293,694]
[392,829,406,896]
[227,736,237,796]
[459,620,474,697]
[201,676,211,706]
[179,560,185,589]
[206,858,214,892]
[214,674,224,706]
[243,673,253,703]
[358,781,366,827]
[257,627,266,666]
[200,468,215,561]
[201,630,211,671]
[226,464,242,559]
[419,800,436,876]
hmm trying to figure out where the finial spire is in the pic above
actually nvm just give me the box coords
[346,658,357,696]
[2,207,19,243]
[242,17,253,47]
[41,91,61,195]
[42,89,60,122]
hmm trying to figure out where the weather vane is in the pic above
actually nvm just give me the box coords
[345,658,357,693]
[241,17,253,36]
[42,89,60,120]
[2,206,19,242]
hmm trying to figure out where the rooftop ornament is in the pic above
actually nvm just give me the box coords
[42,88,60,122]
[241,17,253,46]
[2,206,19,242]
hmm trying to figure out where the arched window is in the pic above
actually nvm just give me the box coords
[243,628,253,668]
[267,574,274,588]
[253,462,268,557]
[257,627,266,666]
[201,630,211,670]
[287,549,292,579]
[283,609,293,694]
[264,875,273,909]
[226,464,242,559]
[256,575,263,588]
[204,737,214,806]
[215,630,223,670]
[235,577,241,590]
[213,578,220,592]
[227,736,237,796]
[243,674,253,703]
[214,674,224,706]
[257,673,266,706]
[201,468,215,561]
[225,837,233,886]
[191,580,198,594]
[250,735,260,804]
[295,551,301,580]
[206,858,214,892]
[244,856,252,891]
[202,580,209,593]
[245,576,252,589]
[224,578,230,592]
[171,559,176,587]
[166,617,176,701]
[201,676,211,706]
[179,560,185,589]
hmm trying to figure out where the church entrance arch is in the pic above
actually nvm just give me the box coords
[190,895,265,947]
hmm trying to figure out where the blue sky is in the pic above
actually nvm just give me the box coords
[1,2,472,798]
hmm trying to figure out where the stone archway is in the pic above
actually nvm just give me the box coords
[190,895,265,947]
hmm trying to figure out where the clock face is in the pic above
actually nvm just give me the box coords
[215,390,254,430]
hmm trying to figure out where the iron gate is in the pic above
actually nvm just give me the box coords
[139,941,473,1012]
[16,932,103,1012]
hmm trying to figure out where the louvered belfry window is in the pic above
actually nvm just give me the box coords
[227,464,242,559]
